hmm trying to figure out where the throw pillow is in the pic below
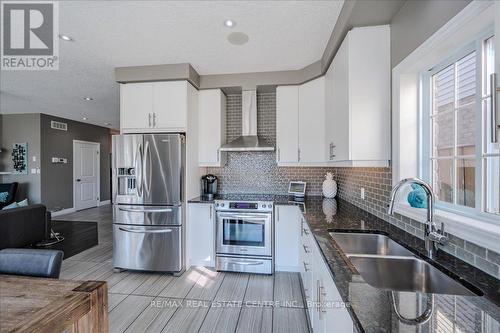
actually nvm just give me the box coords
[17,199,29,207]
[2,202,18,210]
[0,192,8,203]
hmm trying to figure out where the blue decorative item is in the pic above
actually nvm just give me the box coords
[2,202,18,210]
[0,192,8,203]
[17,199,29,207]
[407,184,428,208]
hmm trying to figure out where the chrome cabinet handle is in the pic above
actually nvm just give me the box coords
[319,285,327,316]
[210,205,213,219]
[148,113,152,127]
[153,113,157,127]
[119,207,172,213]
[278,147,280,162]
[217,148,219,162]
[118,227,172,234]
[276,206,279,221]
[303,244,310,253]
[490,74,498,143]
[329,142,336,160]
[303,261,310,272]
[303,228,310,235]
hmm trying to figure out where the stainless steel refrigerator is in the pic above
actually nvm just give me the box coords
[112,134,185,273]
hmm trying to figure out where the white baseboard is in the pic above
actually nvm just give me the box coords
[51,207,76,217]
[99,200,111,206]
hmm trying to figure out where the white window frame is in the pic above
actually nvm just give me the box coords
[391,1,500,254]
[420,37,489,220]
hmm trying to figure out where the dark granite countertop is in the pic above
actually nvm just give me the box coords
[188,195,500,332]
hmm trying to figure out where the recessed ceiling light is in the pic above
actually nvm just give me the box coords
[223,19,236,28]
[59,34,74,41]
[82,117,88,120]
[83,97,93,101]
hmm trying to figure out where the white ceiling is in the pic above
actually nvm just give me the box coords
[0,0,344,129]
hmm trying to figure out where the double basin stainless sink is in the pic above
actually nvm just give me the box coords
[330,232,481,296]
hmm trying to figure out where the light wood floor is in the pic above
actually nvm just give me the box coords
[55,205,310,333]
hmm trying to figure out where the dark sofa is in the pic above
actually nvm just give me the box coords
[0,204,50,250]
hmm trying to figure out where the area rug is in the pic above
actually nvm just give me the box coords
[34,220,98,260]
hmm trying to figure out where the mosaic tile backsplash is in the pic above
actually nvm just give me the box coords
[206,92,500,279]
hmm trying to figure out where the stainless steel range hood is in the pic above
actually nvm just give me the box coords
[220,90,274,152]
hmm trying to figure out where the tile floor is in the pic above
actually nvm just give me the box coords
[55,205,310,333]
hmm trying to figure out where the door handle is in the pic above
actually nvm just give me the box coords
[135,143,143,197]
[119,207,173,213]
[142,140,152,196]
[118,227,173,234]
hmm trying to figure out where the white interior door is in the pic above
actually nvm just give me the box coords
[74,141,100,211]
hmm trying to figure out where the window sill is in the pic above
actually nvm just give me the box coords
[394,203,500,254]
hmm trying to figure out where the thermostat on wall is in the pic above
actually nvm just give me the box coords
[288,181,306,198]
[51,157,67,164]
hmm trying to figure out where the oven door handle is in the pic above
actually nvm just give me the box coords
[229,261,264,266]
[217,213,271,221]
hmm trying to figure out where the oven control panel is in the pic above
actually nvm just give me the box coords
[214,200,273,212]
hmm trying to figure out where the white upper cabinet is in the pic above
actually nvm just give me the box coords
[299,76,326,164]
[325,25,391,166]
[153,81,188,131]
[120,82,153,130]
[198,89,226,167]
[276,86,299,164]
[325,38,349,162]
[276,78,326,166]
[120,81,192,133]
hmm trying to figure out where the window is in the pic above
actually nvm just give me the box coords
[423,34,499,218]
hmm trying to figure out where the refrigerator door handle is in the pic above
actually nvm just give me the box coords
[135,143,143,197]
[118,227,173,234]
[143,140,152,197]
[118,207,173,213]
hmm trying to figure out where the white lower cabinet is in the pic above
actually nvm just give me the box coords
[297,211,354,333]
[188,203,215,267]
[312,242,354,333]
[275,205,301,271]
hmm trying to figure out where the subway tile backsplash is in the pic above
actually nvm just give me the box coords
[206,92,500,279]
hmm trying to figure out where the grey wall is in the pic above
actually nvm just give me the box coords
[390,0,472,68]
[0,114,42,203]
[40,114,111,211]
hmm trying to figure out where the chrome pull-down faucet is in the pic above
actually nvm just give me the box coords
[387,178,448,258]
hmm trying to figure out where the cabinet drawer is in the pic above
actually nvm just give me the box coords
[113,224,182,272]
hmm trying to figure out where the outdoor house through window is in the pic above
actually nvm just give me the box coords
[422,33,499,219]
